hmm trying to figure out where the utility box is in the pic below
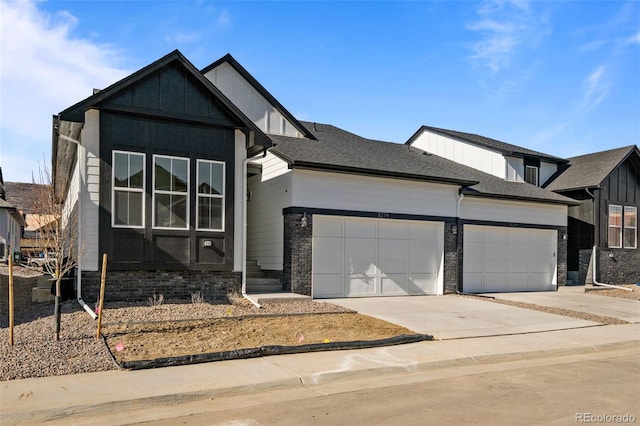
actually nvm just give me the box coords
[12,250,21,264]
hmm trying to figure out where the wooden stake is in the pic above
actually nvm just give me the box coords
[96,253,108,340]
[8,247,15,346]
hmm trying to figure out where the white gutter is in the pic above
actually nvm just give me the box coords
[591,246,633,291]
[241,146,266,308]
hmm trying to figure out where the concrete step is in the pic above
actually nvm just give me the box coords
[252,292,312,304]
[246,278,282,293]
[32,287,54,303]
[246,270,266,278]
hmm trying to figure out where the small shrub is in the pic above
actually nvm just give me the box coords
[147,292,164,307]
[191,291,205,305]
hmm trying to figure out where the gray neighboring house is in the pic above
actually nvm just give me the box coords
[0,169,26,262]
[545,145,640,285]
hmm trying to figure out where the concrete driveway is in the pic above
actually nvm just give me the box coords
[488,291,640,323]
[328,295,600,340]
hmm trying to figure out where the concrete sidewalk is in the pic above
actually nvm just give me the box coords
[2,324,639,426]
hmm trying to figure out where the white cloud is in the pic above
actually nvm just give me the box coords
[467,0,550,73]
[581,65,610,112]
[0,0,130,182]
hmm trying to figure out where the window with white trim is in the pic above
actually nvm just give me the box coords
[112,151,145,228]
[608,205,637,249]
[525,165,539,186]
[196,160,225,231]
[623,206,637,249]
[153,155,189,229]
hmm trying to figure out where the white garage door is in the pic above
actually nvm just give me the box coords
[463,225,557,293]
[312,216,444,298]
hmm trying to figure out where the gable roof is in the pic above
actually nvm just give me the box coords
[545,145,640,192]
[201,54,316,140]
[57,49,271,149]
[0,198,27,227]
[407,125,568,164]
[3,182,47,213]
[270,122,575,205]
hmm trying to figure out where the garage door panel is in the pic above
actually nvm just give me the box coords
[312,274,344,298]
[313,216,443,298]
[314,217,343,237]
[379,221,408,240]
[345,220,376,238]
[463,225,557,293]
[379,239,409,273]
[410,222,439,240]
[313,237,344,274]
[410,273,438,295]
[381,274,409,294]
[348,274,376,296]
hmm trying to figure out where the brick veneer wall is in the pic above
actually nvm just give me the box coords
[79,270,241,303]
[443,222,458,294]
[590,248,640,284]
[282,212,313,296]
[556,231,568,287]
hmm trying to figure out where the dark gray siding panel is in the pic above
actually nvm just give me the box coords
[99,111,236,271]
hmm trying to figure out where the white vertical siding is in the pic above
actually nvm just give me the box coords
[79,109,100,271]
[461,197,567,226]
[540,161,558,187]
[292,170,460,217]
[411,130,506,178]
[246,154,292,270]
[233,130,246,272]
[504,156,524,182]
[204,63,302,138]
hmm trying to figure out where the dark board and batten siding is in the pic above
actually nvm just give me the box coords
[594,158,640,248]
[97,63,239,271]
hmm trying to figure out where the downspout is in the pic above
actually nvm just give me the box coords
[241,144,267,308]
[591,246,632,291]
[77,156,97,319]
[58,130,98,318]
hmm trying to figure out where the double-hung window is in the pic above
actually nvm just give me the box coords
[113,151,145,228]
[197,160,225,231]
[608,205,637,249]
[623,206,637,249]
[153,155,189,229]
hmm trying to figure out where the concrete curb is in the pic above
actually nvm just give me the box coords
[2,338,638,426]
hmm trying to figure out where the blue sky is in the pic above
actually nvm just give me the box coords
[1,0,639,183]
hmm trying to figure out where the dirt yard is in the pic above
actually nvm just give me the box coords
[585,284,639,300]
[102,312,416,364]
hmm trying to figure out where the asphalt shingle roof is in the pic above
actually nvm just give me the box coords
[408,126,567,163]
[270,122,575,205]
[545,145,639,192]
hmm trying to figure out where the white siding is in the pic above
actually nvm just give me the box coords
[411,130,505,178]
[204,63,302,138]
[540,161,558,187]
[505,156,524,182]
[233,130,246,272]
[246,153,292,270]
[79,109,100,271]
[462,197,567,227]
[292,170,460,217]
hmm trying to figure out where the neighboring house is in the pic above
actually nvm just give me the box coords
[3,181,50,256]
[407,126,568,187]
[545,145,640,285]
[0,169,26,262]
[52,50,271,302]
[53,49,576,302]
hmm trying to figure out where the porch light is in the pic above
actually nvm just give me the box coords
[301,212,308,228]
